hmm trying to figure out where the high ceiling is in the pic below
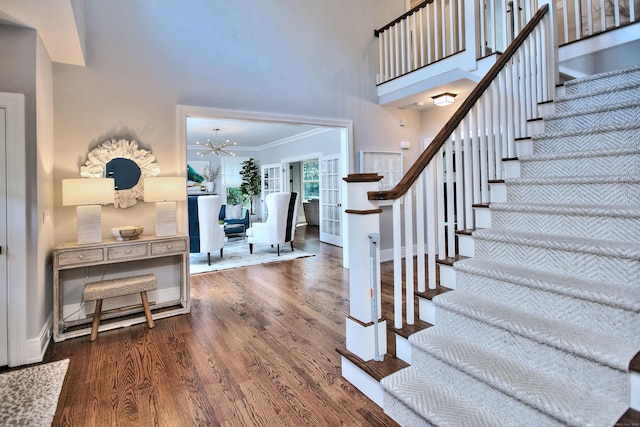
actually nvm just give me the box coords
[186,118,324,152]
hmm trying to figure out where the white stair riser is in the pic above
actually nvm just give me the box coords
[395,335,412,364]
[474,237,639,286]
[533,125,640,154]
[506,181,640,206]
[418,298,437,325]
[416,307,629,405]
[490,209,640,243]
[565,69,640,96]
[437,263,456,288]
[503,159,521,179]
[516,138,534,156]
[457,234,474,257]
[474,206,491,229]
[520,152,640,178]
[455,269,640,341]
[489,182,507,202]
[556,85,640,113]
[538,101,555,117]
[528,119,545,136]
[545,103,640,133]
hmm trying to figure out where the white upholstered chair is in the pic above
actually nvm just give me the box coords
[197,195,225,265]
[246,192,299,256]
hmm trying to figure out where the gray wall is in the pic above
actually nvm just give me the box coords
[52,0,422,245]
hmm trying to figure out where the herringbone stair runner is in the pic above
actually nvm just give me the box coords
[381,65,640,426]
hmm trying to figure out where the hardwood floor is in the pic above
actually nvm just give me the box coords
[44,226,397,426]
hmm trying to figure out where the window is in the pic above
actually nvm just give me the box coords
[222,157,249,206]
[302,160,319,200]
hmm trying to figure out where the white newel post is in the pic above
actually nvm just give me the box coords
[343,174,387,361]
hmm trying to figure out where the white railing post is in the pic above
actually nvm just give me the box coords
[343,174,386,361]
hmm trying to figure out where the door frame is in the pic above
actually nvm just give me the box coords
[0,92,27,366]
[176,105,353,267]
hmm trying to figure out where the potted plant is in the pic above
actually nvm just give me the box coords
[202,164,220,192]
[239,157,261,215]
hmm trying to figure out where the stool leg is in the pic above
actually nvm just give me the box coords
[90,299,102,342]
[140,291,154,329]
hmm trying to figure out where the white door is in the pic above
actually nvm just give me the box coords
[260,163,282,220]
[0,108,8,366]
[319,154,342,247]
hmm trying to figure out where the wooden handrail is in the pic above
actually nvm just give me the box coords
[368,4,550,201]
[375,1,432,36]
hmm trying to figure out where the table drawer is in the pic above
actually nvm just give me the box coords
[108,243,148,260]
[151,239,187,255]
[57,248,104,267]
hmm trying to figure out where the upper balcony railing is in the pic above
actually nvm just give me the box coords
[375,0,638,85]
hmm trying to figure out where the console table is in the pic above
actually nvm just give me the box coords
[52,235,190,342]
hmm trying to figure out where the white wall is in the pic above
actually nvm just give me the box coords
[52,0,414,244]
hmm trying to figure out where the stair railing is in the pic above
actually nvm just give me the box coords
[557,0,637,45]
[371,3,557,330]
[375,0,541,85]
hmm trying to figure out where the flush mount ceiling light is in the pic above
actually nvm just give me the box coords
[431,92,457,107]
[196,128,237,157]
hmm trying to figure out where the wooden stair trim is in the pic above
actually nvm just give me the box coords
[455,229,474,236]
[416,284,453,300]
[390,318,433,340]
[435,255,468,266]
[472,203,490,208]
[336,347,409,382]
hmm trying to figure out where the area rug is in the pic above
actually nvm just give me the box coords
[0,358,69,426]
[190,238,314,275]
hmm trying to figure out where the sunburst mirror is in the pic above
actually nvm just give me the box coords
[80,139,160,208]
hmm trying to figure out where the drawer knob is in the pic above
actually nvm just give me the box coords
[126,250,132,254]
[167,245,172,249]
[78,254,84,259]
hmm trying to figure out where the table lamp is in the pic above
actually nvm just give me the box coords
[143,177,186,237]
[62,178,115,244]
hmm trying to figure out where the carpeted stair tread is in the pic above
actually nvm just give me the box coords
[507,174,640,186]
[554,82,640,113]
[433,291,640,371]
[455,258,640,313]
[563,64,640,96]
[532,122,640,153]
[519,147,640,177]
[489,203,640,242]
[490,202,640,218]
[381,366,519,427]
[504,175,640,206]
[521,146,640,161]
[409,328,628,426]
[543,99,640,132]
[473,229,639,286]
[473,229,640,260]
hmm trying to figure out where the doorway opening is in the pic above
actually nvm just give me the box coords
[176,105,353,268]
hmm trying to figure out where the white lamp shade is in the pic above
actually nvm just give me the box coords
[62,178,114,206]
[143,177,187,202]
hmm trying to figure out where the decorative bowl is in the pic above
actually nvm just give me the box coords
[112,226,144,241]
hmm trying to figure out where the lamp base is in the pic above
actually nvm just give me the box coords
[77,205,102,244]
[155,201,177,237]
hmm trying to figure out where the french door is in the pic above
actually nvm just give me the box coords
[319,154,342,247]
[260,163,283,220]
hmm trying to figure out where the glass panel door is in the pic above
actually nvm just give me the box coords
[319,154,342,247]
[260,163,282,220]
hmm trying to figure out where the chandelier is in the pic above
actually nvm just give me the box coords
[196,128,237,157]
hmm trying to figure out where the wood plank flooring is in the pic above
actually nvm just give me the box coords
[44,226,397,426]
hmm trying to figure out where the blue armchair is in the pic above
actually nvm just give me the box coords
[219,204,249,236]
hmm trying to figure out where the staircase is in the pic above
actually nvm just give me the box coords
[380,66,640,426]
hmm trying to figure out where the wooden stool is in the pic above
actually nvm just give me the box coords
[82,273,157,341]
